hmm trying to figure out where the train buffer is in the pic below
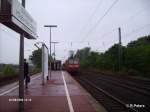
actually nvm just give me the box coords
[0,71,106,112]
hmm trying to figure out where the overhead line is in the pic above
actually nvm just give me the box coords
[95,3,150,51]
[67,1,150,50]
[94,2,150,44]
[80,0,149,45]
[80,0,119,42]
[78,0,103,37]
[94,28,116,42]
[123,23,150,38]
[120,2,150,28]
[96,23,150,51]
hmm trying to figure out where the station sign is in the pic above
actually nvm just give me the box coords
[0,0,37,39]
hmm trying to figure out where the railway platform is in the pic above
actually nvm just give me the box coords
[0,71,106,112]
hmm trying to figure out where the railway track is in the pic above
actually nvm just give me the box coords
[75,74,150,112]
[76,77,137,112]
[96,77,150,97]
[84,74,150,97]
[96,74,150,92]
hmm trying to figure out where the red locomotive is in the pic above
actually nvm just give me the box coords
[64,58,80,74]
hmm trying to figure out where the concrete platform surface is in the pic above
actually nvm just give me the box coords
[0,71,106,112]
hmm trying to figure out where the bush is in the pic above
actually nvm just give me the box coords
[29,68,41,75]
[3,65,17,76]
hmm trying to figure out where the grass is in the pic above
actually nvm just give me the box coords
[0,65,18,77]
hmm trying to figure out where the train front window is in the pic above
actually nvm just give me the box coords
[68,60,74,64]
[74,60,78,64]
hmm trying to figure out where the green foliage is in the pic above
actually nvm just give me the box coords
[29,49,42,68]
[124,45,150,76]
[75,47,91,60]
[74,35,150,77]
[29,49,52,69]
[2,65,17,76]
[127,35,150,47]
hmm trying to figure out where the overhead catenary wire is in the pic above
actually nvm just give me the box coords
[82,1,150,42]
[123,23,150,38]
[120,2,150,28]
[95,28,117,41]
[95,23,150,51]
[63,1,150,53]
[91,2,150,43]
[95,3,150,51]
[58,40,90,44]
[80,0,119,42]
[78,0,103,38]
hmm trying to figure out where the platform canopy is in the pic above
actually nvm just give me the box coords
[0,0,37,39]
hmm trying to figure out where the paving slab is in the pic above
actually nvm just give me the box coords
[0,71,107,112]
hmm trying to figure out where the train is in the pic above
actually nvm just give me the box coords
[63,58,80,74]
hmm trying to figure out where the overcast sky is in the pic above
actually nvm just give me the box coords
[0,0,150,64]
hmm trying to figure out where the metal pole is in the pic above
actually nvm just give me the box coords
[49,28,52,80]
[19,33,24,112]
[54,43,55,61]
[118,27,122,71]
[42,44,44,85]
[51,42,59,61]
[19,1,25,112]
[44,25,57,80]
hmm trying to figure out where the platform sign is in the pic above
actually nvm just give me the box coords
[42,45,49,84]
[0,0,37,39]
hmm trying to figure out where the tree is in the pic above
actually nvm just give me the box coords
[73,35,150,77]
[124,36,150,76]
[103,44,125,71]
[75,47,91,60]
[29,49,53,69]
[29,49,42,68]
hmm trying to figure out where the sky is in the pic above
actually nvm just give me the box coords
[0,0,150,64]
